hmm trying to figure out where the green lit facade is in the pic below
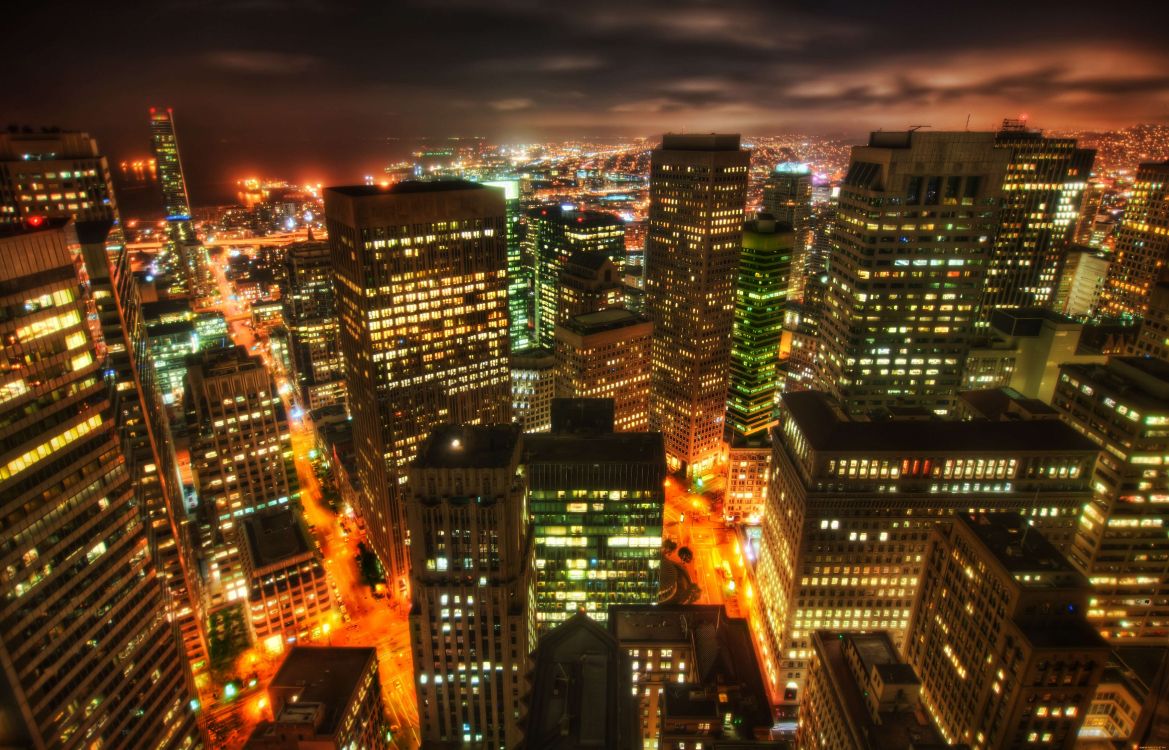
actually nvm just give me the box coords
[525,205,625,347]
[727,216,793,436]
[483,179,532,350]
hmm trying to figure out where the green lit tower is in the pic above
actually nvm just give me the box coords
[726,214,793,436]
[149,107,212,299]
[483,179,531,350]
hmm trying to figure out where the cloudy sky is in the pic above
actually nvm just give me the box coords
[6,0,1169,194]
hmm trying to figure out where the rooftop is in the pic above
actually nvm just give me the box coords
[957,388,1060,421]
[524,432,665,467]
[990,307,1080,337]
[526,203,625,227]
[781,391,1098,454]
[265,647,377,737]
[326,179,485,197]
[957,513,1080,580]
[660,133,742,151]
[510,346,556,368]
[1061,357,1169,408]
[609,604,724,644]
[559,308,650,337]
[240,508,312,570]
[414,423,521,469]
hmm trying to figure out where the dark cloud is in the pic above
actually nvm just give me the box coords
[4,0,1167,196]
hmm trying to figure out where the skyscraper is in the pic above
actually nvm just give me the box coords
[187,345,297,608]
[819,131,1010,414]
[282,240,346,409]
[326,181,511,603]
[556,251,625,323]
[524,399,665,627]
[149,107,212,299]
[510,346,556,433]
[761,163,812,300]
[904,514,1107,749]
[979,122,1095,315]
[526,204,625,347]
[482,178,531,351]
[554,308,653,432]
[1051,357,1169,643]
[755,391,1097,706]
[0,222,197,749]
[405,424,533,748]
[645,133,749,474]
[1098,161,1169,319]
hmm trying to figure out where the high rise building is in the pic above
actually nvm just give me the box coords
[0,222,197,749]
[979,122,1095,315]
[819,131,1010,415]
[244,646,389,750]
[482,178,532,351]
[520,612,639,750]
[148,107,212,299]
[187,345,297,608]
[761,163,812,300]
[282,240,346,409]
[511,346,556,433]
[726,214,792,438]
[1099,162,1169,320]
[1133,282,1169,360]
[755,391,1097,706]
[1054,245,1110,318]
[524,399,665,627]
[1051,357,1169,642]
[798,631,955,750]
[405,424,533,748]
[0,131,204,711]
[326,181,511,603]
[527,204,625,347]
[556,251,625,323]
[645,134,749,474]
[554,308,653,432]
[904,514,1108,749]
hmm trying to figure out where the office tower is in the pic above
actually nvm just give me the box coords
[609,604,773,748]
[148,318,199,404]
[727,215,792,437]
[1133,282,1169,359]
[820,131,1010,415]
[1051,358,1169,642]
[1074,179,1108,246]
[961,308,1104,402]
[761,163,812,300]
[554,309,653,432]
[1099,162,1169,319]
[904,514,1107,749]
[557,251,625,322]
[239,507,333,647]
[511,346,556,432]
[149,107,212,299]
[405,424,533,748]
[645,134,749,474]
[0,132,204,708]
[187,345,297,607]
[244,647,389,750]
[798,631,955,750]
[1082,649,1169,747]
[755,391,1097,706]
[0,223,197,749]
[482,178,531,351]
[326,181,511,604]
[1055,245,1110,318]
[521,612,639,750]
[979,122,1095,315]
[527,204,625,346]
[282,240,346,409]
[525,398,666,627]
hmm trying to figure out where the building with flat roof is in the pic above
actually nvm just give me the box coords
[282,240,345,409]
[525,399,666,627]
[511,346,556,433]
[521,613,639,749]
[405,423,533,748]
[754,390,1098,708]
[245,646,388,749]
[326,179,511,604]
[239,507,332,647]
[799,631,958,750]
[555,308,653,432]
[1051,357,1169,643]
[646,133,749,475]
[905,514,1108,749]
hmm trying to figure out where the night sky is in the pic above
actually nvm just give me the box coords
[6,0,1169,199]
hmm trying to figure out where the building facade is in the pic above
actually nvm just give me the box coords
[554,308,653,432]
[510,346,556,433]
[482,179,531,351]
[282,240,345,409]
[405,424,533,748]
[761,163,812,301]
[326,181,511,604]
[904,514,1108,749]
[1051,357,1169,643]
[148,107,212,299]
[645,134,749,474]
[1099,162,1169,320]
[819,131,1010,414]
